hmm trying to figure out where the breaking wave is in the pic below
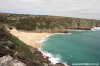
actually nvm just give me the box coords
[91,27,100,31]
[39,50,68,66]
[37,33,69,66]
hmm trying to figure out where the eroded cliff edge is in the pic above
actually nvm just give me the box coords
[0,13,100,33]
[0,28,65,66]
[0,13,100,66]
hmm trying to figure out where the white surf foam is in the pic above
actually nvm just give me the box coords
[36,34,53,44]
[37,33,69,66]
[53,32,72,34]
[53,33,71,35]
[41,51,60,64]
[67,33,72,34]
[68,29,88,31]
[36,32,70,43]
[67,27,100,31]
[91,27,100,31]
[39,50,68,66]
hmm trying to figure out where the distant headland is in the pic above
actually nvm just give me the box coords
[0,13,100,33]
[0,13,100,66]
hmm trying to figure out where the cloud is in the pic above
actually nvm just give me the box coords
[0,0,100,20]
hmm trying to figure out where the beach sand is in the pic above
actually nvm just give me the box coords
[9,29,48,48]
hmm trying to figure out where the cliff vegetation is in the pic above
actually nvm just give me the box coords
[0,27,65,66]
[0,13,100,32]
[0,13,100,66]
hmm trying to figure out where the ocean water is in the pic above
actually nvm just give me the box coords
[41,27,100,66]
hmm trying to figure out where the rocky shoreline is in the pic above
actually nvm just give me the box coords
[0,13,100,32]
[0,28,66,66]
[0,43,65,66]
[0,13,100,66]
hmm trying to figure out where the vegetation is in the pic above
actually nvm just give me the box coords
[0,13,100,31]
[0,13,100,66]
[0,27,47,66]
[0,44,15,57]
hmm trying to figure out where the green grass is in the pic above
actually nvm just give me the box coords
[0,44,16,57]
[0,28,46,64]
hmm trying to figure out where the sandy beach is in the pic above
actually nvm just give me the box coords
[9,29,48,48]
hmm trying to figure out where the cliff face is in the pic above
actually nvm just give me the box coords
[1,13,99,66]
[0,28,65,66]
[0,13,100,33]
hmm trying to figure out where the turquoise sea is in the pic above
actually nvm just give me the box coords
[41,27,100,66]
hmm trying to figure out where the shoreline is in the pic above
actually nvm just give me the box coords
[38,33,68,66]
[10,28,100,66]
[9,28,48,49]
[9,28,68,65]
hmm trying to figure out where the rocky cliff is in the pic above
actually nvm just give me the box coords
[0,55,27,66]
[0,27,65,66]
[0,13,100,66]
[0,13,100,33]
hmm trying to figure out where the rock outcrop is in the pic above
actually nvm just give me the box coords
[0,27,66,66]
[0,55,27,66]
[28,46,51,63]
[0,13,100,66]
[0,13,100,33]
[53,63,65,66]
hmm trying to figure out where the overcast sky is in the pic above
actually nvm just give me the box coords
[0,0,100,20]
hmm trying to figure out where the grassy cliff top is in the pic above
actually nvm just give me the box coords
[0,13,100,31]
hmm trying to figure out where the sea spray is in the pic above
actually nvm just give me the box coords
[36,33,69,44]
[67,27,100,31]
[91,27,100,31]
[39,50,68,66]
[41,29,100,66]
[37,33,68,66]
[37,27,100,66]
[40,50,60,64]
[36,34,53,44]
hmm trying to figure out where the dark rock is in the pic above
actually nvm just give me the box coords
[54,63,65,66]
[1,13,100,66]
[9,27,12,30]
[2,43,16,49]
[28,45,51,63]
[0,44,15,57]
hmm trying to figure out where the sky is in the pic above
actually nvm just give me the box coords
[0,0,100,20]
